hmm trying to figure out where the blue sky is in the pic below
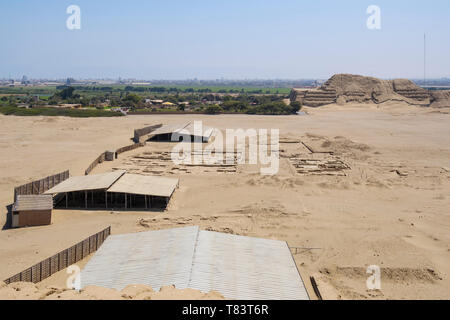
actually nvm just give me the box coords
[1,0,449,79]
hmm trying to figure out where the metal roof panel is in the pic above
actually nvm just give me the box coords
[44,171,126,194]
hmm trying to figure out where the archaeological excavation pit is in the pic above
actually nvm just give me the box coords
[288,157,350,176]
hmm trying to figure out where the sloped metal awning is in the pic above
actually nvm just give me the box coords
[188,230,309,300]
[44,171,125,194]
[80,226,309,300]
[150,122,214,142]
[106,174,179,197]
[81,226,199,290]
[150,123,190,136]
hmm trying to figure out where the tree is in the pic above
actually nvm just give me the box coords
[290,101,302,113]
[204,105,222,114]
[123,93,141,104]
[246,101,297,115]
[59,86,75,100]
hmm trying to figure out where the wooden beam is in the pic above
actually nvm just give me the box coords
[310,276,323,300]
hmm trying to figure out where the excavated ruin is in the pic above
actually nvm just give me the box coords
[290,74,448,108]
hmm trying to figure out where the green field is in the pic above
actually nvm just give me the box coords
[0,87,57,95]
[0,85,290,96]
[0,106,123,118]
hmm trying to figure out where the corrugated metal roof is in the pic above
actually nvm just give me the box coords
[44,171,125,194]
[80,227,309,300]
[13,195,53,211]
[81,226,199,291]
[151,123,190,136]
[183,123,214,141]
[106,174,179,197]
[188,230,309,300]
[150,122,214,141]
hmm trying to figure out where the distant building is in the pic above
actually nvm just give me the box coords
[21,75,29,85]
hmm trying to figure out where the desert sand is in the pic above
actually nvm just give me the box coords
[0,281,225,300]
[0,102,449,300]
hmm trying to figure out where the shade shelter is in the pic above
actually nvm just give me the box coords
[148,122,214,142]
[44,171,178,210]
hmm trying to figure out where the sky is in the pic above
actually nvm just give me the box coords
[1,0,449,80]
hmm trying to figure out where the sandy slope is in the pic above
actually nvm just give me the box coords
[0,103,449,300]
[0,282,224,300]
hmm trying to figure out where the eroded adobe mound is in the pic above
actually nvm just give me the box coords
[430,90,450,108]
[290,74,447,107]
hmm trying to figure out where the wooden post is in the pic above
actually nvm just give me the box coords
[105,191,108,209]
[124,193,127,209]
[66,192,68,208]
[145,195,147,209]
[85,191,87,209]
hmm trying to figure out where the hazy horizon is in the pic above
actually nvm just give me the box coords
[1,0,449,80]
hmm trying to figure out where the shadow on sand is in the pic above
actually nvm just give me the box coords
[2,204,13,230]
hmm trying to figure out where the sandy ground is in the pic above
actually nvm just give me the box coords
[0,282,225,300]
[0,102,449,300]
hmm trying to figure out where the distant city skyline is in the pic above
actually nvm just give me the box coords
[1,0,449,79]
[2,76,450,82]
